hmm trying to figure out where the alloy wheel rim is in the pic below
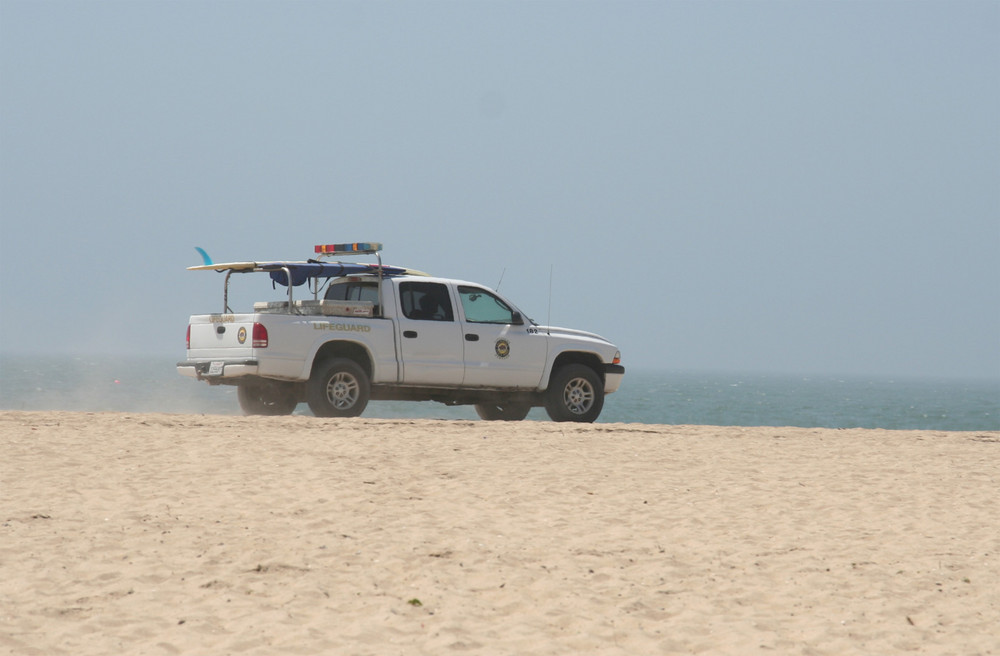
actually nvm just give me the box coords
[563,377,594,414]
[327,372,359,409]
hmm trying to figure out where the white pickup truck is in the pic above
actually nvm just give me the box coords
[178,243,624,422]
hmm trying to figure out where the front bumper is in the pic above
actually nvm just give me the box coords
[603,364,625,394]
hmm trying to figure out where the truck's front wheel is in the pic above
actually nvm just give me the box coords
[237,380,298,416]
[544,364,604,423]
[307,358,370,418]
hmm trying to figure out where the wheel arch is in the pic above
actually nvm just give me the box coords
[544,350,604,389]
[309,340,374,380]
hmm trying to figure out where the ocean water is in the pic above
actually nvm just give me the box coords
[1,354,997,431]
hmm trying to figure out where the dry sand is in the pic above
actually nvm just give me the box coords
[1,411,997,655]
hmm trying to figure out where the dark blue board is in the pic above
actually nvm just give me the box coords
[260,262,409,287]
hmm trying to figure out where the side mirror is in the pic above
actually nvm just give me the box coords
[511,312,524,326]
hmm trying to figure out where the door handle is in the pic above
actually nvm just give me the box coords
[403,330,418,339]
[465,334,479,342]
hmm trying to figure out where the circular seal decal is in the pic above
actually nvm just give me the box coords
[237,326,247,344]
[495,338,510,359]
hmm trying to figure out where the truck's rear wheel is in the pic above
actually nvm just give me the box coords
[474,401,531,421]
[544,364,604,423]
[237,380,298,416]
[307,358,370,418]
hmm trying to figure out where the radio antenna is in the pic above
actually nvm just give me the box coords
[495,267,506,291]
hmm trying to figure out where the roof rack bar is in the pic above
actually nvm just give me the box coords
[313,242,386,318]
[282,266,295,311]
[376,250,383,317]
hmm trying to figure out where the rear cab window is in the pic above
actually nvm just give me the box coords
[325,279,381,313]
[325,280,379,303]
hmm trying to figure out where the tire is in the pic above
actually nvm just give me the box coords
[237,380,298,416]
[474,400,531,421]
[544,364,604,423]
[306,358,370,418]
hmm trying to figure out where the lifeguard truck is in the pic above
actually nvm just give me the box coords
[178,242,624,422]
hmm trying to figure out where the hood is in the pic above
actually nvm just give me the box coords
[534,325,613,345]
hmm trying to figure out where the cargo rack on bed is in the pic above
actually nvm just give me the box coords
[189,242,406,316]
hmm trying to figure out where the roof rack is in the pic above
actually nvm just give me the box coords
[313,242,387,316]
[188,242,410,315]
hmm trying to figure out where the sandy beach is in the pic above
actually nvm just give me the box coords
[1,411,997,655]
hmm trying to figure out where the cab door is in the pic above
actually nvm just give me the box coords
[457,285,548,388]
[395,281,465,385]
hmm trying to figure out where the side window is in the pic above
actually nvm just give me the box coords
[399,282,454,321]
[458,286,515,324]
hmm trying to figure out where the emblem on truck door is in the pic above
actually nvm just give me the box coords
[238,327,247,344]
[495,339,510,359]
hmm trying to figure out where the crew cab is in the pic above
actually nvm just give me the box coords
[178,242,624,422]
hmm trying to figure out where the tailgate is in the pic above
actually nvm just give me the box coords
[186,314,257,359]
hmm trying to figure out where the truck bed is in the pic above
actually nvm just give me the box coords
[252,299,374,317]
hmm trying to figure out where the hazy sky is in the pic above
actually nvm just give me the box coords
[1,0,998,379]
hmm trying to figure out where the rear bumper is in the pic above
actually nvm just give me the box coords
[603,364,625,394]
[177,359,259,381]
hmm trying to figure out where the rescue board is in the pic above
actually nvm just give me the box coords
[187,260,422,285]
[187,244,428,282]
[186,261,262,272]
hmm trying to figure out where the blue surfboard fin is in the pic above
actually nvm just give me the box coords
[195,247,213,266]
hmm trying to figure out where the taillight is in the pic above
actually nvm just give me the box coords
[186,325,191,350]
[252,322,268,348]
